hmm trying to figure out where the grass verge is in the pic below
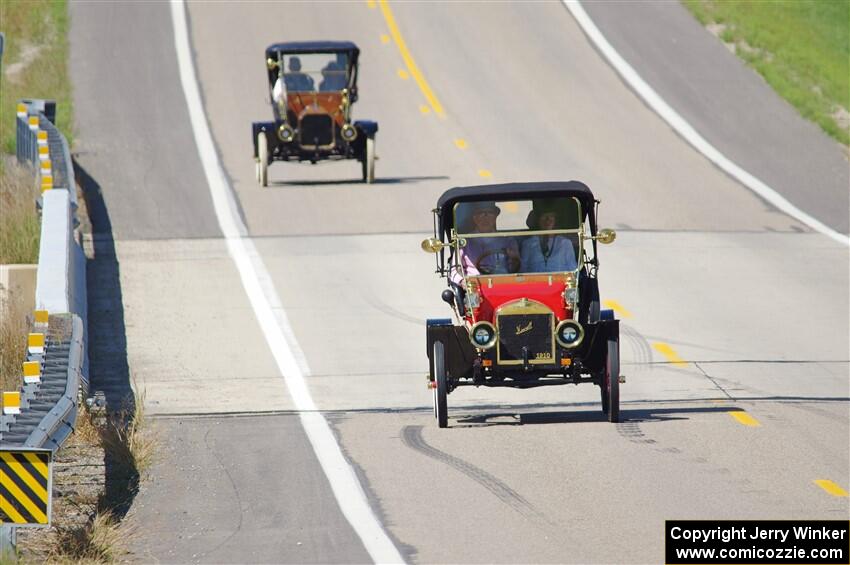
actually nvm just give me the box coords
[17,389,156,563]
[0,291,28,408]
[683,0,849,146]
[0,0,72,157]
[0,160,41,264]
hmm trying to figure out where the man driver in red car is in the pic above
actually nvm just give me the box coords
[453,201,520,281]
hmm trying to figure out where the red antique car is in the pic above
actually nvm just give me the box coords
[421,182,620,427]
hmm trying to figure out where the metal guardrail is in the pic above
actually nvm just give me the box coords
[1,315,85,450]
[15,99,78,210]
[2,100,87,452]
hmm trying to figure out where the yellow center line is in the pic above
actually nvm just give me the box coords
[419,105,431,115]
[728,411,760,427]
[366,0,376,8]
[380,34,390,44]
[652,342,687,367]
[378,0,445,117]
[478,169,493,178]
[397,69,409,80]
[454,138,468,149]
[814,480,848,497]
[603,299,632,318]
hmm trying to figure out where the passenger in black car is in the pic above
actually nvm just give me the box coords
[284,57,315,92]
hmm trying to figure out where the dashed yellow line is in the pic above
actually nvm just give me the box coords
[728,411,760,427]
[397,69,409,80]
[378,0,445,117]
[380,34,390,44]
[652,342,687,367]
[478,169,493,178]
[419,105,431,115]
[814,480,849,497]
[366,0,376,8]
[603,299,632,318]
[454,138,467,149]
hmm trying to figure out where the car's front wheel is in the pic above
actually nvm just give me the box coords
[361,137,375,184]
[604,336,620,423]
[432,340,448,428]
[257,131,269,187]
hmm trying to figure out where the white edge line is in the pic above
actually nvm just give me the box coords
[564,0,850,247]
[169,2,405,562]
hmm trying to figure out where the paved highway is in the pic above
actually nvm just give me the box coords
[70,1,848,563]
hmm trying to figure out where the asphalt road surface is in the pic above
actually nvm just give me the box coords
[70,1,849,563]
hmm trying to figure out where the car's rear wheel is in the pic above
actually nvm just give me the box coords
[361,137,375,184]
[432,340,448,428]
[604,337,620,423]
[257,131,269,187]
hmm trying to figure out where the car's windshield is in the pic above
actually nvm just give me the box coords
[453,197,582,276]
[279,52,349,92]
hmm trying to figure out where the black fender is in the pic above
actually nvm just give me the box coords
[426,319,475,380]
[582,318,619,373]
[252,121,278,157]
[354,120,378,139]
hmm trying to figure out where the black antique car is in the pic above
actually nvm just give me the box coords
[421,182,621,427]
[252,41,378,186]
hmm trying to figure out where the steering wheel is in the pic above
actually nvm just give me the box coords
[475,248,507,274]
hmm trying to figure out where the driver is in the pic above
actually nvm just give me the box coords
[284,56,315,92]
[455,201,519,279]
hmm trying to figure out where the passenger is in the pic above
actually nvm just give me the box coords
[284,57,315,92]
[272,68,287,108]
[454,201,520,279]
[520,204,577,273]
[319,61,347,92]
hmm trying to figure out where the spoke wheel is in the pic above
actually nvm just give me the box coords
[257,131,269,187]
[605,337,620,423]
[432,341,448,428]
[362,137,375,184]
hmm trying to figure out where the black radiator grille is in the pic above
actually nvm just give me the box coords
[299,114,334,147]
[497,313,553,362]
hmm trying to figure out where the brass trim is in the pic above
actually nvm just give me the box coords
[469,321,497,349]
[495,299,555,365]
[554,319,584,349]
[460,228,580,239]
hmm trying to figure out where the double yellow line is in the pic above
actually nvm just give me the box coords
[377,0,445,117]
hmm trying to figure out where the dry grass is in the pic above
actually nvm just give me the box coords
[0,160,41,264]
[100,388,156,480]
[47,512,126,564]
[0,292,29,408]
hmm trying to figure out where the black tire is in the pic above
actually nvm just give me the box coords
[361,137,375,184]
[600,373,609,414]
[257,131,269,187]
[433,341,448,428]
[605,337,620,423]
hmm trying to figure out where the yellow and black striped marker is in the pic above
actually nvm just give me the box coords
[0,449,52,526]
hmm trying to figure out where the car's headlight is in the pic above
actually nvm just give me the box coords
[341,123,358,141]
[277,123,295,142]
[555,319,584,349]
[469,321,497,349]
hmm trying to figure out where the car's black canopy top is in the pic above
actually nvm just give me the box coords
[436,181,598,238]
[265,41,360,58]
